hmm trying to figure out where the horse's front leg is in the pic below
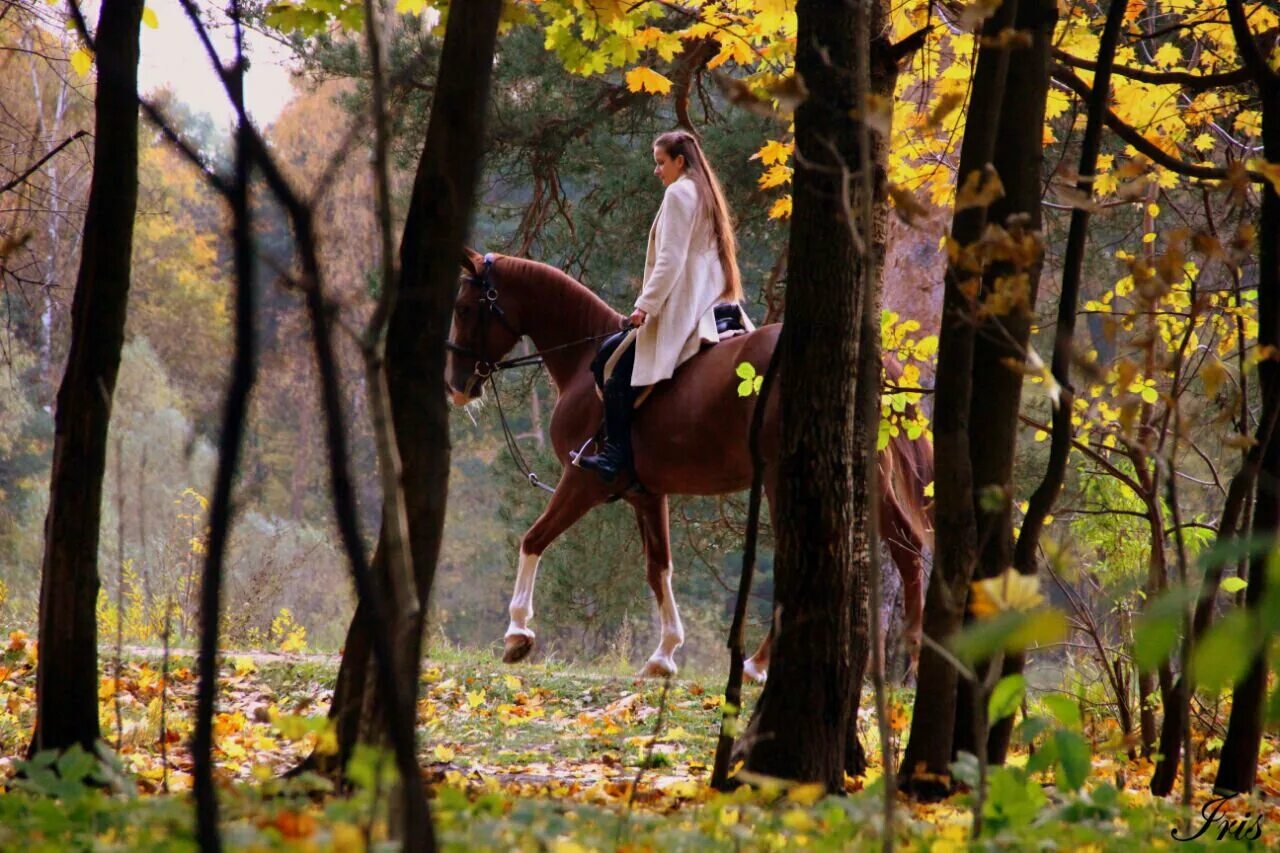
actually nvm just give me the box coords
[882,515,925,677]
[743,630,771,683]
[630,493,685,678]
[503,479,600,664]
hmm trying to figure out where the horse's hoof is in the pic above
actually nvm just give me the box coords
[503,634,534,664]
[640,658,677,679]
[743,657,768,684]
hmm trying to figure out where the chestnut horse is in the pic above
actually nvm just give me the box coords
[446,251,932,678]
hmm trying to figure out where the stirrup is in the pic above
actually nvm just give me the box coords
[576,443,629,482]
[569,435,595,467]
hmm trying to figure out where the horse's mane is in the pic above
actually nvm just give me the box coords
[882,356,935,547]
[494,253,623,333]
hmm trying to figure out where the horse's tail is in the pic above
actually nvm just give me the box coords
[880,357,934,551]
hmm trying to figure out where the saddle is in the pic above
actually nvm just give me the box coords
[590,303,750,392]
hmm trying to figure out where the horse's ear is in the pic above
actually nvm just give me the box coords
[461,247,485,276]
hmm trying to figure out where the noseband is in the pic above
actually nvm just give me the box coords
[446,253,522,396]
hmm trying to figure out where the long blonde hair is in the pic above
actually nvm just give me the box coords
[654,130,743,303]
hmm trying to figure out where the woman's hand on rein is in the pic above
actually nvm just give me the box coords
[629,308,648,328]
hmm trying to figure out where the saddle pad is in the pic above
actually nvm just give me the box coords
[591,329,654,409]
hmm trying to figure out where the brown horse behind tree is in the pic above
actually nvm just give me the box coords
[446,250,932,678]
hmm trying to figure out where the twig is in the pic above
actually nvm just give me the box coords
[710,342,780,790]
[620,675,672,845]
[854,0,894,845]
[113,435,124,753]
[0,129,88,195]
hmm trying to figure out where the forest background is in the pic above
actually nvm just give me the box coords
[1,0,948,671]
[6,0,1280,847]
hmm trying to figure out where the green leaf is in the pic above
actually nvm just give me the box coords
[983,765,1047,834]
[987,674,1025,723]
[56,744,96,784]
[1132,586,1197,672]
[1025,735,1057,775]
[1053,729,1090,792]
[737,379,754,397]
[1192,609,1257,692]
[949,751,980,788]
[1221,576,1248,594]
[735,361,757,380]
[1017,714,1050,746]
[951,609,1068,664]
[1041,694,1082,729]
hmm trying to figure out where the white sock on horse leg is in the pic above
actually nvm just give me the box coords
[505,550,539,640]
[648,564,685,671]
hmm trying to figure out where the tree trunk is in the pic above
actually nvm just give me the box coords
[316,0,504,773]
[899,0,1019,800]
[29,0,145,757]
[1216,8,1280,789]
[740,0,893,793]
[952,0,1057,766]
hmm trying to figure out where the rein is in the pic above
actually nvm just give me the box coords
[447,253,627,495]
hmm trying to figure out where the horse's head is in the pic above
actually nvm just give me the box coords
[445,248,524,405]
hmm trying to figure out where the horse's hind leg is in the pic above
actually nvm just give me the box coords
[882,499,925,675]
[743,472,778,684]
[629,493,685,678]
[503,482,599,664]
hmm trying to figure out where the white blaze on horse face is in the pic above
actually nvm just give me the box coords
[647,564,685,673]
[505,550,539,640]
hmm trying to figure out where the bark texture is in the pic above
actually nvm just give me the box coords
[319,0,505,773]
[952,0,1058,765]
[1215,0,1280,794]
[740,0,893,792]
[30,0,145,757]
[899,0,1019,798]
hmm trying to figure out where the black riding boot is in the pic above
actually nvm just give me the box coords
[577,379,635,482]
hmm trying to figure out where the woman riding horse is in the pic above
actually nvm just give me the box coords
[577,130,754,481]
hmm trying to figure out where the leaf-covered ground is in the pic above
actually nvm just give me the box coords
[1,633,1277,850]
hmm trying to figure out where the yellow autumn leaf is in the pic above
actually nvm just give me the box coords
[1235,110,1262,138]
[706,37,754,71]
[467,689,486,708]
[315,726,338,755]
[434,744,456,762]
[1152,42,1181,68]
[1192,133,1215,153]
[624,66,673,95]
[331,823,365,853]
[233,655,256,676]
[395,0,426,14]
[768,195,792,219]
[757,164,793,189]
[970,568,1045,618]
[70,47,92,77]
[1247,158,1280,195]
[141,7,158,28]
[503,674,522,690]
[954,165,1004,211]
[787,781,826,806]
[751,139,793,166]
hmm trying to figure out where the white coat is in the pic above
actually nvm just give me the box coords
[632,174,751,386]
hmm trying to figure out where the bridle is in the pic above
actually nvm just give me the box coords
[445,254,526,397]
[445,252,628,494]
